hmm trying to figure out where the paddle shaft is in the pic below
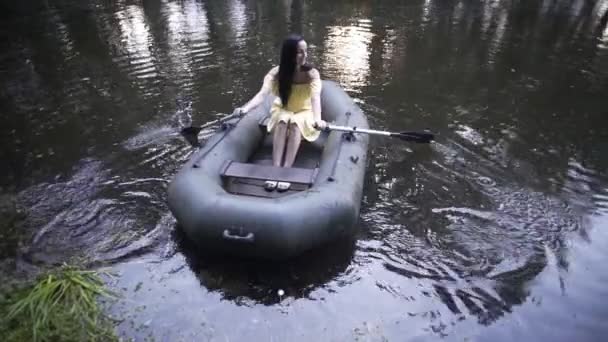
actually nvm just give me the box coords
[322,123,434,143]
[326,124,395,137]
[198,111,241,132]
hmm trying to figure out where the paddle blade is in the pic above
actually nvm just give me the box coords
[181,126,202,136]
[393,131,435,143]
[180,126,202,147]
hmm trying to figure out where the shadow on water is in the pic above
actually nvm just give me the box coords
[172,224,357,305]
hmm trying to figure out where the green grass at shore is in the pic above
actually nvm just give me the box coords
[0,264,119,342]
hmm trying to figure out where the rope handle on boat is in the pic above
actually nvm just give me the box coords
[223,229,255,243]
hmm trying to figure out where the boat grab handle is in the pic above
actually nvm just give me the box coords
[223,229,255,243]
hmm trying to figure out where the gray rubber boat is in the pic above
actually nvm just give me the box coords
[167,81,369,259]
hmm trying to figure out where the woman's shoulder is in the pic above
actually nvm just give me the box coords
[263,66,279,87]
[307,67,320,80]
[267,66,279,77]
[308,68,322,93]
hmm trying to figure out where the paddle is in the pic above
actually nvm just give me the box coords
[180,110,243,147]
[319,123,435,143]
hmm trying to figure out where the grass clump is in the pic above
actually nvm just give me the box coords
[0,264,119,342]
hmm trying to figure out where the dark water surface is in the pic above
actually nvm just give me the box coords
[1,0,608,340]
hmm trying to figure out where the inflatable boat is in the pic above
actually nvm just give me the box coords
[167,81,369,259]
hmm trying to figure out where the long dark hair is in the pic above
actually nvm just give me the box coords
[278,34,311,106]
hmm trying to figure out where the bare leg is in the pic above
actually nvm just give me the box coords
[272,122,288,167]
[283,123,302,168]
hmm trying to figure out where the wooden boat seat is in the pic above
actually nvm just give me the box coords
[220,160,318,185]
[220,160,318,198]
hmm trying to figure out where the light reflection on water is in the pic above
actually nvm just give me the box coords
[162,0,211,95]
[114,4,160,97]
[227,0,248,46]
[421,0,433,26]
[323,19,374,93]
[601,21,608,49]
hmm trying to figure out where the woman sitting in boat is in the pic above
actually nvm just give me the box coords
[236,34,327,172]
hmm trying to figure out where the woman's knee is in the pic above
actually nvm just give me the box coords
[274,121,288,132]
[288,122,299,134]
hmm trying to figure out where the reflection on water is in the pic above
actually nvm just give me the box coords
[595,0,608,25]
[601,17,608,49]
[163,0,211,95]
[114,4,159,96]
[568,0,586,24]
[488,7,508,65]
[227,0,248,47]
[323,19,374,92]
[421,0,433,26]
[281,0,293,27]
[481,0,498,35]
[47,7,76,60]
[183,0,212,66]
[593,188,608,216]
[1,0,608,340]
[452,1,465,25]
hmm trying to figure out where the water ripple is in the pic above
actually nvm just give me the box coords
[17,157,171,266]
[357,122,592,326]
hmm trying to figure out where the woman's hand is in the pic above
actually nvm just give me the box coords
[234,107,247,116]
[314,119,327,130]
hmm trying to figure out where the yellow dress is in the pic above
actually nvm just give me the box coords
[264,74,322,142]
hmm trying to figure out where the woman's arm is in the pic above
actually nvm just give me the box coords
[310,69,326,128]
[239,66,278,113]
